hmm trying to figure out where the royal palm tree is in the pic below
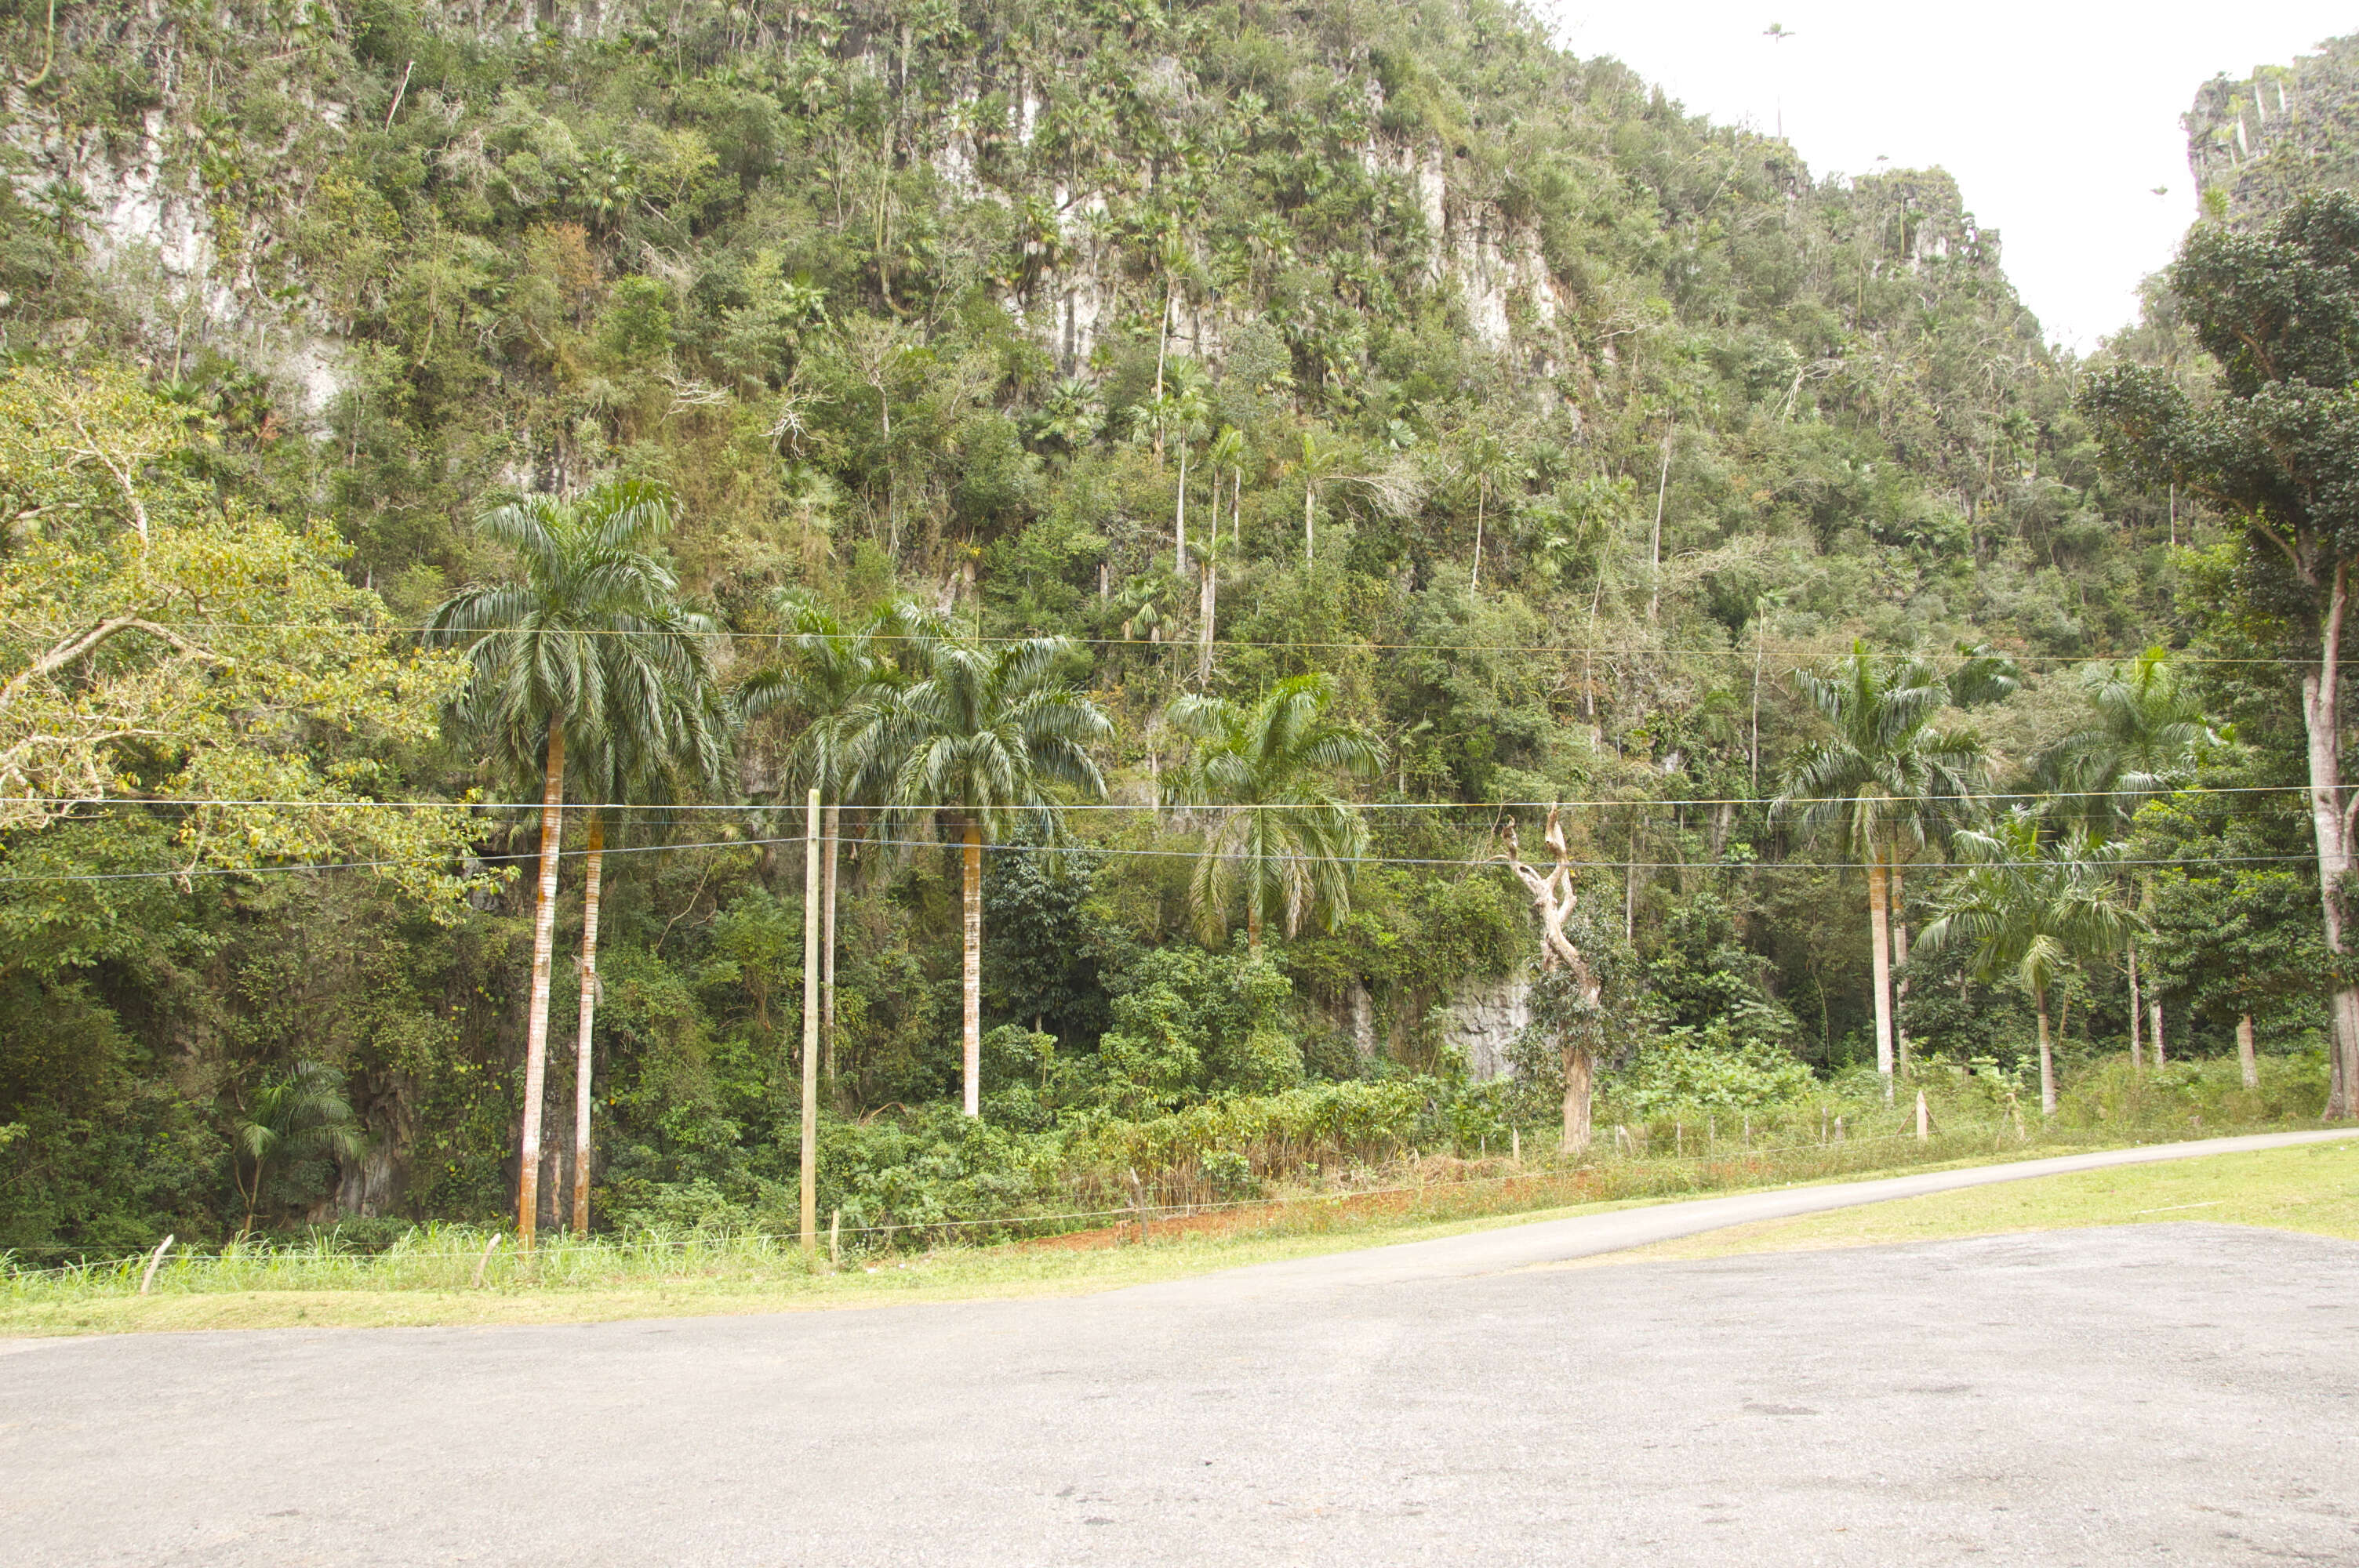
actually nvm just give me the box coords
[427,478,717,1248]
[2028,646,2212,1069]
[1916,811,2132,1115]
[1164,673,1386,960]
[562,670,729,1236]
[863,630,1109,1116]
[2032,647,2210,839]
[1774,641,1986,1094]
[740,593,893,1091]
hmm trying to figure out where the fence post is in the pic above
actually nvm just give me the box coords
[829,1208,841,1270]
[1834,1116,1846,1144]
[1915,1091,1929,1142]
[471,1232,502,1289]
[1510,1127,1520,1163]
[138,1234,174,1297]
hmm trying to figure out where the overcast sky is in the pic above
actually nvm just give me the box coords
[1539,1,2354,351]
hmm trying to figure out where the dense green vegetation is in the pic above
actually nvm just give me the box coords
[0,0,2345,1260]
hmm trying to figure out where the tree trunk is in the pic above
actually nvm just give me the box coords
[1197,553,1215,685]
[961,822,983,1118]
[822,804,841,1094]
[2151,1000,2166,1067]
[570,811,604,1237]
[1866,853,1895,1094]
[1303,482,1314,564]
[2298,565,2359,1118]
[2238,1012,2259,1090]
[1175,441,1188,574]
[2035,989,2055,1117]
[1647,433,1669,622]
[1246,898,1263,963]
[518,713,565,1250]
[1890,856,1910,1077]
[2128,943,2143,1071]
[1561,1044,1593,1156]
[1470,479,1484,593]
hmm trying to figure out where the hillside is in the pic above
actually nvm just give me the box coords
[0,0,2241,1249]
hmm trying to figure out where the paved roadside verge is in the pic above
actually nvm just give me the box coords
[1115,1127,2358,1304]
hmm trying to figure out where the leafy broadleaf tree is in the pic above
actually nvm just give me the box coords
[427,479,722,1245]
[2083,192,2359,1116]
[1774,641,1986,1091]
[0,365,480,900]
[1164,674,1384,961]
[863,627,1109,1116]
[1915,812,2132,1116]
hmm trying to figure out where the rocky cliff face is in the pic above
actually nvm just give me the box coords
[2187,34,2359,227]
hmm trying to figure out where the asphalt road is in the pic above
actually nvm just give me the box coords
[5,1132,2358,1566]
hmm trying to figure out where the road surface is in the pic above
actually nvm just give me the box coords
[4,1131,2356,1565]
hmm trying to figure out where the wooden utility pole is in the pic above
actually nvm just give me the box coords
[801,787,821,1261]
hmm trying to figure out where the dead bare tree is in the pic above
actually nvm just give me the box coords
[1499,807,1607,1156]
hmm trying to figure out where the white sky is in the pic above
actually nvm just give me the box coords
[1539,1,2355,351]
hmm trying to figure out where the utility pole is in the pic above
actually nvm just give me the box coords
[801,787,821,1261]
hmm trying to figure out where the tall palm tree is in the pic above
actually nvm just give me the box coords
[1164,673,1386,960]
[427,478,716,1248]
[863,630,1109,1116]
[563,669,729,1236]
[2031,647,2211,839]
[2030,646,2212,1068]
[1774,641,1986,1093]
[740,593,892,1092]
[1916,811,2132,1115]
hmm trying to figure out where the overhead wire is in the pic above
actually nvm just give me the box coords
[0,826,2322,887]
[24,618,2346,666]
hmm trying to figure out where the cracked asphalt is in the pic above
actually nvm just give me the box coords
[5,1138,2357,1566]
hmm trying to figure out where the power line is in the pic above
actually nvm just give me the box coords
[0,828,2319,887]
[0,783,2319,814]
[31,618,2350,667]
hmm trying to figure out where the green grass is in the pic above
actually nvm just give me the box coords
[12,1123,2331,1337]
[1560,1138,2359,1269]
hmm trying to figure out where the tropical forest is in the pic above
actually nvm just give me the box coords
[5,0,2357,1277]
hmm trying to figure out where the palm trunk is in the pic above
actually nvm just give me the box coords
[1175,441,1188,573]
[1561,1044,1593,1156]
[518,713,565,1250]
[569,811,605,1236]
[822,803,841,1094]
[1470,480,1484,593]
[2151,1000,2167,1067]
[1866,852,1895,1094]
[961,822,983,1118]
[1647,432,1669,622]
[2238,1012,2259,1089]
[1197,553,1215,684]
[2299,561,2359,1117]
[2035,988,2055,1116]
[1303,483,1314,564]
[1246,898,1263,963]
[2127,942,2143,1070]
[1890,856,1910,1078]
